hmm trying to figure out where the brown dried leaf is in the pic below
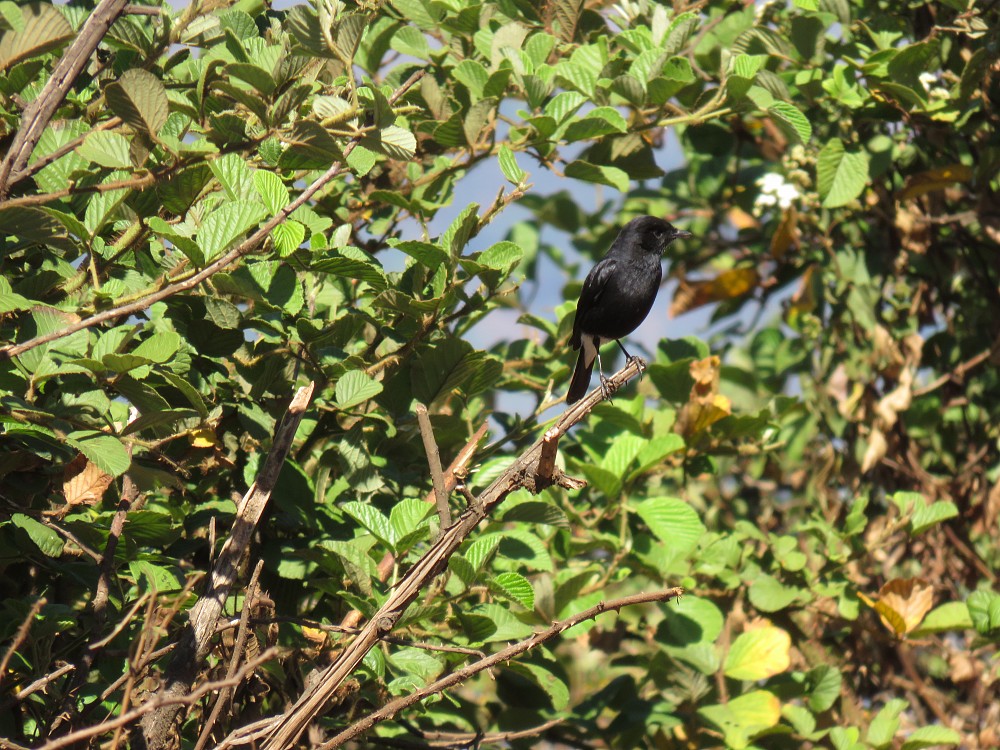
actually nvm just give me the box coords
[897,164,973,202]
[861,427,887,473]
[63,454,114,507]
[770,206,799,259]
[676,356,732,437]
[869,577,934,636]
[670,267,759,317]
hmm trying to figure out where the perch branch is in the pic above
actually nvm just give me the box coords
[253,358,645,750]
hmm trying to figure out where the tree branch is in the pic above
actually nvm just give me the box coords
[253,358,646,750]
[415,403,452,532]
[133,383,314,750]
[322,588,685,748]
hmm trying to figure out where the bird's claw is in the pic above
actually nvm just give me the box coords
[626,354,646,381]
[599,373,614,402]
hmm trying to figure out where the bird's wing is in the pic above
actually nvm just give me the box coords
[571,257,617,348]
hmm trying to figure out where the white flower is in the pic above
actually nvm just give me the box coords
[754,172,800,213]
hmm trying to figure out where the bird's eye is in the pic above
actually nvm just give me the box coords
[654,229,665,239]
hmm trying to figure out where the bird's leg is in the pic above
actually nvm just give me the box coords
[596,350,613,402]
[615,339,645,378]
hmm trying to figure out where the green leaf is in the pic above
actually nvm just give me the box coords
[389,498,432,542]
[272,220,306,257]
[128,560,182,592]
[632,497,705,557]
[724,626,791,680]
[66,432,131,477]
[12,514,63,557]
[253,170,289,215]
[768,101,812,142]
[901,726,962,750]
[911,601,974,635]
[806,664,842,712]
[76,131,132,169]
[335,370,383,410]
[346,144,377,177]
[867,699,907,748]
[562,107,628,142]
[748,573,801,612]
[198,201,268,262]
[508,659,569,710]
[0,2,73,69]
[698,690,781,750]
[564,160,630,192]
[491,572,534,609]
[498,144,526,184]
[105,68,169,136]
[133,332,181,363]
[817,137,869,208]
[342,501,395,549]
[967,590,1000,635]
[477,240,523,273]
[910,500,958,535]
[501,501,568,528]
[366,125,416,160]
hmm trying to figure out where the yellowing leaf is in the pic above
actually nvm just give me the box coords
[677,356,733,438]
[724,625,792,680]
[861,578,934,636]
[190,427,218,448]
[671,267,759,317]
[897,164,972,201]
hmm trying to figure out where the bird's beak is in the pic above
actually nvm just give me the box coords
[671,229,693,240]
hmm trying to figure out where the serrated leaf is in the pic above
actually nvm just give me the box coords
[633,497,705,556]
[366,125,416,160]
[564,160,629,192]
[210,152,255,201]
[492,572,534,609]
[253,170,289,215]
[66,432,131,477]
[498,144,526,184]
[131,331,180,364]
[563,107,628,142]
[335,370,383,410]
[342,500,395,549]
[966,590,1000,635]
[198,201,268,262]
[817,137,869,208]
[12,513,63,557]
[477,240,523,272]
[0,2,73,69]
[910,500,958,535]
[500,501,569,528]
[901,726,961,750]
[313,253,387,290]
[76,131,132,169]
[105,68,169,136]
[768,101,812,142]
[272,220,306,257]
[346,144,377,176]
[724,625,791,680]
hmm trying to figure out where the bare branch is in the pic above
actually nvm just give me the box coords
[321,588,685,748]
[415,403,452,532]
[135,383,314,749]
[254,358,644,750]
[0,597,46,685]
[0,0,130,195]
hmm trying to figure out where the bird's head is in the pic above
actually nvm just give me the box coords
[627,215,692,254]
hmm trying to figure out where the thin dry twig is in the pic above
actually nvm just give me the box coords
[29,648,278,750]
[254,359,646,750]
[415,403,452,532]
[0,597,46,685]
[320,588,685,748]
[194,560,265,750]
[135,383,315,749]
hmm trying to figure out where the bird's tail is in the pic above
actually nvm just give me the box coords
[566,346,594,404]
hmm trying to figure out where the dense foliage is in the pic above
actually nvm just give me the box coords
[1,0,998,747]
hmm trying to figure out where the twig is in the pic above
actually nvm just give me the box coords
[339,421,488,632]
[0,69,427,362]
[415,403,452,532]
[369,717,565,748]
[0,597,46,684]
[320,588,685,749]
[29,649,278,750]
[254,359,644,750]
[194,560,265,750]
[0,0,130,195]
[135,383,314,750]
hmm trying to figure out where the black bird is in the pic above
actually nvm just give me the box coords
[566,216,692,404]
